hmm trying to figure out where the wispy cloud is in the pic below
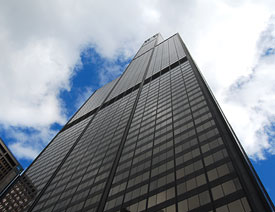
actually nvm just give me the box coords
[98,62,127,86]
[221,18,275,159]
[217,15,275,160]
[1,125,57,161]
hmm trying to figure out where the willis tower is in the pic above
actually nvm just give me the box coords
[0,33,274,212]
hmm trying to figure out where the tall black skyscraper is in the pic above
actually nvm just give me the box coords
[1,33,274,212]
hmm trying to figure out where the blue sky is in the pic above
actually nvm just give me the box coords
[0,0,275,205]
[252,157,275,203]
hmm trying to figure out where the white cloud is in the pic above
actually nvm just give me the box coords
[9,142,39,161]
[1,125,57,160]
[222,20,275,159]
[0,0,275,160]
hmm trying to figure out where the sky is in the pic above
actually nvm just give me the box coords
[0,0,275,203]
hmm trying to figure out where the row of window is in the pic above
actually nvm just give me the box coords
[105,134,235,210]
[125,99,209,161]
[107,135,230,209]
[122,196,251,212]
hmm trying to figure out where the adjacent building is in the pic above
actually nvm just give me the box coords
[0,137,23,194]
[0,175,37,212]
[0,33,274,212]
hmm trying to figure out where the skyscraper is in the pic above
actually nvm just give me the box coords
[1,33,274,212]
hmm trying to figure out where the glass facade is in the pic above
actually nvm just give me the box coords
[0,33,274,212]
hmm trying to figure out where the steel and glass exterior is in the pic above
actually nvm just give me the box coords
[0,33,274,212]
